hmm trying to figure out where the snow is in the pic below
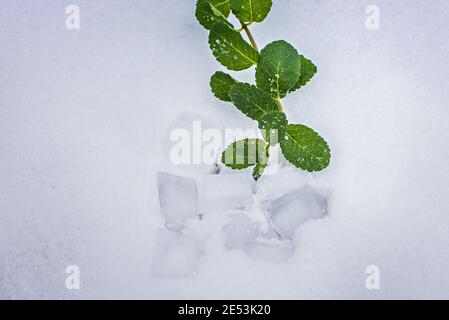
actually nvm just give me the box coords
[165,110,222,175]
[243,240,294,262]
[150,230,200,278]
[1,0,449,299]
[158,172,199,231]
[222,211,260,249]
[198,172,254,212]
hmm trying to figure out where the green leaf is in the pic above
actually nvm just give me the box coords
[210,71,239,102]
[258,111,287,145]
[281,124,331,172]
[230,0,273,25]
[289,55,318,93]
[253,142,270,181]
[229,83,279,120]
[221,138,268,170]
[253,162,267,181]
[196,0,232,30]
[256,40,302,99]
[209,23,259,71]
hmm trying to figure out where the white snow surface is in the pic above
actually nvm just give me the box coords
[1,0,449,299]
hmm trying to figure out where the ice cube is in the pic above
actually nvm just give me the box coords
[158,172,199,231]
[267,185,327,239]
[165,110,223,175]
[198,173,254,213]
[222,212,260,249]
[243,240,294,262]
[151,230,200,278]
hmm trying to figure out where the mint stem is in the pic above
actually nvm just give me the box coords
[241,23,259,53]
[275,98,285,113]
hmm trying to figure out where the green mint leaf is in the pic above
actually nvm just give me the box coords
[209,23,259,71]
[196,0,232,30]
[281,124,331,172]
[230,0,273,25]
[253,162,267,181]
[258,111,288,145]
[253,142,270,181]
[229,83,279,120]
[256,40,302,99]
[289,55,318,93]
[210,71,239,102]
[221,138,268,170]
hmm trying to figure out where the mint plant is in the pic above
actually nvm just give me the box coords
[196,0,331,180]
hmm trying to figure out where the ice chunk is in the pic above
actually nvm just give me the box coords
[198,173,254,212]
[244,240,294,262]
[222,212,260,249]
[151,230,200,278]
[268,185,327,239]
[165,110,223,175]
[158,172,199,231]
